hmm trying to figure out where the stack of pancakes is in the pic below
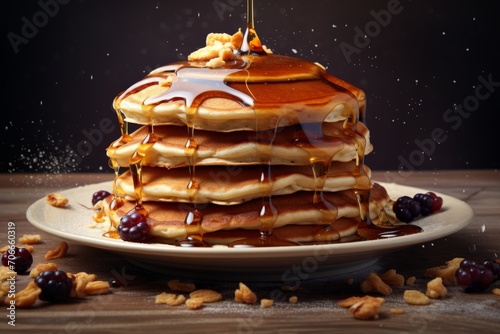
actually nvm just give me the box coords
[101,35,390,246]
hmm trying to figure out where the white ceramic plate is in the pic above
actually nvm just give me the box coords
[27,181,474,281]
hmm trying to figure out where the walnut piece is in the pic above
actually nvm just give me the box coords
[19,234,42,245]
[379,269,405,287]
[187,29,243,68]
[0,266,17,281]
[4,281,41,308]
[338,295,385,320]
[360,272,393,296]
[406,276,416,286]
[189,289,223,303]
[260,299,274,308]
[44,241,68,260]
[403,290,430,305]
[426,277,447,299]
[424,257,464,285]
[167,279,196,293]
[29,263,58,278]
[289,296,298,304]
[84,281,111,295]
[155,292,186,306]
[70,272,97,298]
[185,297,204,310]
[234,282,257,304]
[492,288,500,296]
[46,192,69,207]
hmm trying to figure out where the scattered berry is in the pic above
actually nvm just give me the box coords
[393,196,421,223]
[117,210,150,242]
[1,247,33,274]
[35,270,74,302]
[393,191,443,223]
[455,259,499,292]
[92,190,111,206]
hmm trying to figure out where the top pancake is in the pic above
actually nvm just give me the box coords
[113,54,366,131]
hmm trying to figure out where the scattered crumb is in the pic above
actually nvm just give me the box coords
[403,290,430,305]
[426,277,447,299]
[168,279,196,293]
[406,276,416,286]
[19,234,42,245]
[235,282,257,304]
[390,308,405,315]
[338,295,385,320]
[289,296,298,304]
[260,299,273,308]
[44,241,68,260]
[155,292,186,306]
[189,289,223,303]
[360,272,392,296]
[46,192,69,208]
[424,257,463,285]
[185,297,204,310]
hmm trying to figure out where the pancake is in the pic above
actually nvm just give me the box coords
[114,162,371,205]
[113,54,365,131]
[107,121,372,168]
[101,183,390,245]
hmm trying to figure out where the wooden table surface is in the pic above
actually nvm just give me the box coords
[0,170,499,333]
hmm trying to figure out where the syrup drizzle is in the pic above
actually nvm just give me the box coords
[239,0,266,55]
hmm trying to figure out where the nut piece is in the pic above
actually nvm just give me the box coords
[260,299,274,308]
[379,269,405,287]
[4,281,41,308]
[46,192,69,208]
[390,308,405,315]
[189,289,223,303]
[234,282,257,304]
[70,272,97,298]
[406,276,416,286]
[425,277,447,299]
[0,266,17,281]
[492,288,500,296]
[424,257,464,285]
[19,234,42,245]
[29,263,58,278]
[185,297,204,310]
[167,279,196,293]
[338,295,385,320]
[45,241,68,260]
[84,281,111,295]
[289,296,298,304]
[155,292,186,306]
[360,272,393,296]
[403,290,430,305]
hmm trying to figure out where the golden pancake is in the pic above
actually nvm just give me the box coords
[113,55,365,131]
[107,121,372,168]
[101,183,389,245]
[114,162,371,205]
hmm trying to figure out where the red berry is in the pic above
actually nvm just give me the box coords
[1,247,33,274]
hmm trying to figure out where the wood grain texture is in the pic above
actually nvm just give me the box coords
[0,170,499,333]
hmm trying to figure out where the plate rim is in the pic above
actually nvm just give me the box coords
[26,180,475,260]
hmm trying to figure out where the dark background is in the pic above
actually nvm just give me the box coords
[3,0,500,174]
